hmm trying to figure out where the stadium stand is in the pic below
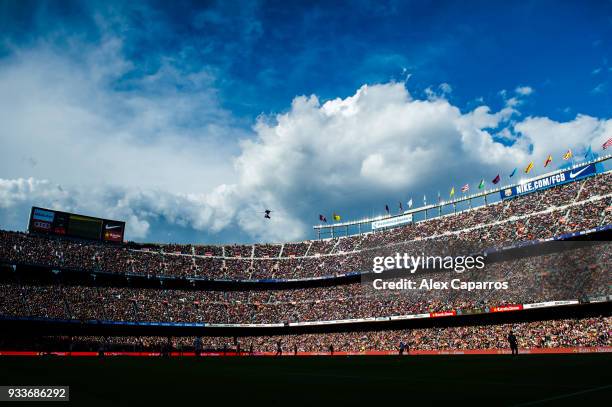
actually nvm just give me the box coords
[0,172,609,280]
[0,170,610,353]
[0,317,608,353]
[0,244,609,324]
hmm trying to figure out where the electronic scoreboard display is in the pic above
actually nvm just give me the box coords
[28,207,125,243]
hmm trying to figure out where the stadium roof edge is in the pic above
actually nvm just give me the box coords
[313,154,612,232]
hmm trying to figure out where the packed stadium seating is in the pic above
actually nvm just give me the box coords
[0,171,610,352]
[0,172,610,281]
[0,244,609,324]
[0,317,608,353]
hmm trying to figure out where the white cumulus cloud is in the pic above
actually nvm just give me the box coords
[515,86,534,96]
[0,44,609,243]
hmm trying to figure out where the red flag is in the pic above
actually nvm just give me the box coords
[603,137,612,150]
[492,174,501,184]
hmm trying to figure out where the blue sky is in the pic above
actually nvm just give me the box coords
[0,0,611,243]
[3,0,610,120]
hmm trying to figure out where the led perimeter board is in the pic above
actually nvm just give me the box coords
[28,207,125,243]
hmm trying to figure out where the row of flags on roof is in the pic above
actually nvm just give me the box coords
[318,139,612,223]
[319,213,341,222]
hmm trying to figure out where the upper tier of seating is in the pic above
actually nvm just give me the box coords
[0,172,610,280]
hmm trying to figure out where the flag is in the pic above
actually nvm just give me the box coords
[423,195,427,205]
[603,137,612,150]
[509,168,517,178]
[544,154,552,167]
[584,145,593,159]
[399,201,403,212]
[478,179,485,189]
[524,162,534,174]
[333,213,341,221]
[319,214,327,223]
[563,149,573,160]
[492,174,500,184]
[385,204,389,214]
[450,187,455,197]
[437,191,441,203]
[461,184,469,193]
[408,198,413,208]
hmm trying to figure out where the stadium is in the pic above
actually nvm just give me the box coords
[0,155,610,404]
[2,1,612,405]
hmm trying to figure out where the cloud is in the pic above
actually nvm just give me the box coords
[2,2,611,245]
[515,86,534,96]
[0,35,609,244]
[0,16,249,241]
[591,83,606,94]
[439,82,452,94]
[2,65,610,244]
[222,83,610,242]
[514,114,612,159]
[425,83,453,100]
[1,80,610,243]
[0,177,243,240]
[505,97,520,108]
[0,38,244,193]
[499,86,533,108]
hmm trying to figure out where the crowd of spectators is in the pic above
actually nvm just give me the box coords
[1,243,608,324]
[0,172,609,281]
[254,244,281,258]
[1,317,608,352]
[0,174,609,354]
[193,245,223,257]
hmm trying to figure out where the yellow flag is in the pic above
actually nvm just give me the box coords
[524,162,534,173]
[563,149,573,160]
[333,213,341,221]
[544,154,552,167]
[450,187,455,197]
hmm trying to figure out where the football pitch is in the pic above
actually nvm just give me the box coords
[0,354,610,406]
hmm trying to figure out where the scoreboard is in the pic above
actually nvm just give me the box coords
[28,207,125,243]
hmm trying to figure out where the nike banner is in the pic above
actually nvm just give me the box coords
[102,220,125,242]
[499,163,596,200]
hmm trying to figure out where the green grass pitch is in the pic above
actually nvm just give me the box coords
[0,354,610,406]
